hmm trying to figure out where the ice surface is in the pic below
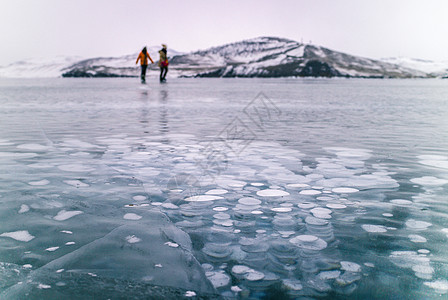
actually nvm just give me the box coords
[2,79,447,299]
[1,210,216,298]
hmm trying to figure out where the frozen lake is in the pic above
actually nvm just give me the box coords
[1,78,448,299]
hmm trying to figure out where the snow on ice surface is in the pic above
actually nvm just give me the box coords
[0,230,35,242]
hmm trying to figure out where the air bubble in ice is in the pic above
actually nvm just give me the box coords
[340,261,361,272]
[361,224,387,233]
[405,219,432,230]
[123,213,142,220]
[299,190,322,195]
[184,195,224,202]
[28,179,50,186]
[409,234,427,243]
[332,187,359,194]
[289,235,327,250]
[256,189,290,197]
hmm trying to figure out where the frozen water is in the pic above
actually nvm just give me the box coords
[1,78,448,299]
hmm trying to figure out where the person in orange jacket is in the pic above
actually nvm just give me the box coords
[136,46,154,83]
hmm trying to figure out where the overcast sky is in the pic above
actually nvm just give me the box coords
[1,0,447,65]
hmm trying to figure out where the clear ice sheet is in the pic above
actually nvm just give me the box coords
[1,78,448,299]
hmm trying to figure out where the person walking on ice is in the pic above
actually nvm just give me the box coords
[136,46,154,83]
[158,44,169,82]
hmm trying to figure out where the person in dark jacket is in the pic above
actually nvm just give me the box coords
[158,44,169,82]
[136,47,154,83]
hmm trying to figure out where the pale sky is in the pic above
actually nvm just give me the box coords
[1,0,447,65]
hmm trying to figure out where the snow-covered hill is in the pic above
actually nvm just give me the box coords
[0,38,436,78]
[171,37,425,78]
[380,57,448,78]
[0,56,83,78]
